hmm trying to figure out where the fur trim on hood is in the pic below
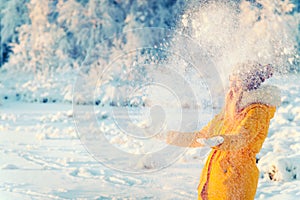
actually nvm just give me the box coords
[239,85,281,110]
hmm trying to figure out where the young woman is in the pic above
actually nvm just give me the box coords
[166,61,281,200]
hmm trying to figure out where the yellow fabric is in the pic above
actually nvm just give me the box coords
[197,103,276,200]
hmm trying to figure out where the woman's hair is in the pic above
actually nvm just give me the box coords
[230,61,273,91]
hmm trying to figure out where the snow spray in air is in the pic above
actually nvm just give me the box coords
[177,0,299,88]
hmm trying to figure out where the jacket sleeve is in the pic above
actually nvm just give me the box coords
[166,111,224,148]
[215,104,274,151]
[196,110,224,137]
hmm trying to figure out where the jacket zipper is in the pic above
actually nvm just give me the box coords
[201,149,218,200]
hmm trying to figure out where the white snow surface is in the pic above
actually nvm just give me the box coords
[1,74,300,200]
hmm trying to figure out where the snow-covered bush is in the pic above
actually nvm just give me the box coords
[259,154,300,181]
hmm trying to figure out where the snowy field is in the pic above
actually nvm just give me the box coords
[0,74,300,200]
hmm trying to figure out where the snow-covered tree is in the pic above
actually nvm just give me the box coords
[3,0,67,77]
[1,0,297,104]
[0,0,30,66]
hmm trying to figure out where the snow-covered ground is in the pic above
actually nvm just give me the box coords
[0,102,205,199]
[0,73,299,200]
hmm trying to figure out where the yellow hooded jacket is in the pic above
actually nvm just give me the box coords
[198,86,279,200]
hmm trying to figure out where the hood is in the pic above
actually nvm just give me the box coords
[239,85,281,110]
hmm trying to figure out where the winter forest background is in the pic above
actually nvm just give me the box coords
[1,0,300,199]
[0,0,299,106]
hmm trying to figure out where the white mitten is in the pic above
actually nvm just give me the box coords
[196,136,224,147]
